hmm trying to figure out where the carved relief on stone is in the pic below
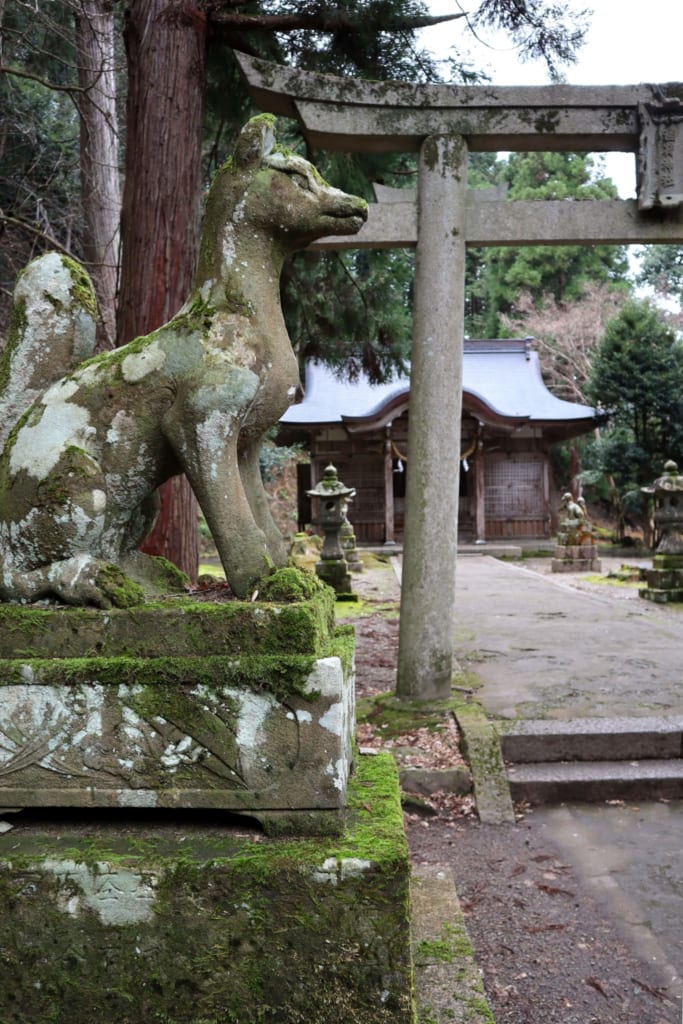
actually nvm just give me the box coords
[638,100,683,210]
[0,657,353,811]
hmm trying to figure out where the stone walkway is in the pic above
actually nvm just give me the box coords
[453,554,683,721]
[413,552,683,1010]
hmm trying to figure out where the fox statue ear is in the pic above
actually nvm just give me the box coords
[233,115,276,169]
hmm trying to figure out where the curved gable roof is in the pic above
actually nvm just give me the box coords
[280,340,599,440]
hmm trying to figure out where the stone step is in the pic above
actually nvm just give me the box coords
[500,716,683,763]
[507,758,683,804]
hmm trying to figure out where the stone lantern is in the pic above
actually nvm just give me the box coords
[641,459,683,602]
[306,464,356,594]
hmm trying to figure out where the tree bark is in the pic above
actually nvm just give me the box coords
[75,0,121,350]
[118,0,207,579]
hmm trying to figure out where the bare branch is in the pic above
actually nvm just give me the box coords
[0,62,84,96]
[0,210,77,259]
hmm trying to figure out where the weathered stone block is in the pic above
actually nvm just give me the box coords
[551,554,601,573]
[0,585,335,660]
[652,553,683,570]
[0,753,413,1024]
[641,586,683,604]
[0,588,355,833]
[400,765,471,797]
[645,567,683,589]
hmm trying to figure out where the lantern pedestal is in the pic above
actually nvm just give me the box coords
[642,553,683,603]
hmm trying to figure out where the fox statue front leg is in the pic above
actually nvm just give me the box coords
[162,374,276,598]
[238,440,289,569]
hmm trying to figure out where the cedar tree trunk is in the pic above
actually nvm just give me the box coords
[75,0,121,350]
[118,0,207,578]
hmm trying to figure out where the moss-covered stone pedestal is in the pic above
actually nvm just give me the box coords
[641,553,683,603]
[0,573,413,1020]
[0,753,413,1024]
[0,572,354,834]
[551,543,602,573]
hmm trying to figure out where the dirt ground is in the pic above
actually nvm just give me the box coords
[343,558,680,1024]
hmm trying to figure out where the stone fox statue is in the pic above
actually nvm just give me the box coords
[0,115,367,606]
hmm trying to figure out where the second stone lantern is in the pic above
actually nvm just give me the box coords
[306,464,356,594]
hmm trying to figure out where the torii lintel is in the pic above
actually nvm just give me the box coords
[236,53,683,211]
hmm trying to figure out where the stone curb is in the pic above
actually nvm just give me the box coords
[455,702,515,825]
[400,766,472,798]
[411,863,495,1023]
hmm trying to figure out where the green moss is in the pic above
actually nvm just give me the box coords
[0,754,412,1023]
[0,295,28,396]
[60,255,98,320]
[414,921,474,965]
[0,604,351,701]
[258,566,324,602]
[72,327,152,376]
[356,689,465,739]
[36,445,98,508]
[0,587,336,660]
[335,598,399,621]
[223,291,255,318]
[141,555,190,593]
[250,111,277,133]
[466,995,495,1022]
[585,565,644,587]
[168,293,217,335]
[95,563,146,609]
[0,652,322,701]
[328,624,355,677]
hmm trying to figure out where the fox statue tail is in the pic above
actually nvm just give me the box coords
[0,252,98,451]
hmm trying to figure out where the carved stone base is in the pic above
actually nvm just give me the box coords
[0,582,355,834]
[315,557,353,595]
[552,544,602,573]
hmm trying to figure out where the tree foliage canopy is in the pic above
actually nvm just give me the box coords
[584,300,683,533]
[465,151,628,338]
[0,0,600,570]
[636,244,683,337]
[501,282,629,404]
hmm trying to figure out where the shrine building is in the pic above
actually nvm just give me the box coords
[279,338,600,544]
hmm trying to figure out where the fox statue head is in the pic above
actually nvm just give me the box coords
[196,114,368,289]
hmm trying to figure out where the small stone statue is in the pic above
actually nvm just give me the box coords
[643,459,683,554]
[557,492,596,547]
[0,116,367,606]
[553,491,601,572]
[641,460,683,602]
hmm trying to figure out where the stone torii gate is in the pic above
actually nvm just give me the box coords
[237,54,683,700]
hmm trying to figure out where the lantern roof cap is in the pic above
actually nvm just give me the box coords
[642,460,683,494]
[306,463,356,499]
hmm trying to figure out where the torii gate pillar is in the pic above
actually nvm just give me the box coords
[397,135,468,699]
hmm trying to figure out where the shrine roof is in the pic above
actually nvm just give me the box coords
[280,339,599,440]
